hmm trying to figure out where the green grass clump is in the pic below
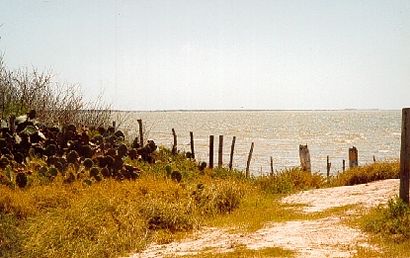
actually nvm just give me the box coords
[255,168,326,194]
[140,197,197,232]
[362,198,410,243]
[192,179,248,215]
[354,198,410,258]
[332,161,399,186]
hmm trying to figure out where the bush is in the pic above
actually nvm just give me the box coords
[0,55,111,128]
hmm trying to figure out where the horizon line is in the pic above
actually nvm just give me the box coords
[108,108,401,113]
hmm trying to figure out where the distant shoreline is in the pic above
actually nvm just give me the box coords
[109,108,399,113]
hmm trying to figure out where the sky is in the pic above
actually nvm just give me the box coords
[0,0,409,111]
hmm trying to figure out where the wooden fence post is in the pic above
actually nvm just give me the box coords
[373,155,376,163]
[190,131,195,159]
[229,136,236,170]
[112,121,116,131]
[209,135,214,168]
[9,115,15,134]
[137,119,143,146]
[349,146,358,168]
[270,156,274,176]
[218,135,223,167]
[299,144,311,172]
[342,159,346,172]
[171,128,177,155]
[400,108,410,205]
[246,142,254,178]
[326,155,331,179]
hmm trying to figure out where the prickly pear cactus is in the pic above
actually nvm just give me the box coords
[165,164,172,177]
[48,167,58,178]
[4,165,16,188]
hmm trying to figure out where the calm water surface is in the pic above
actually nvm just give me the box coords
[116,110,401,175]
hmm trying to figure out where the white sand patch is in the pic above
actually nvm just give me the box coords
[282,179,399,213]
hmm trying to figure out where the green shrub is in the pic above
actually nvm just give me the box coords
[255,168,326,194]
[363,198,410,243]
[332,161,399,186]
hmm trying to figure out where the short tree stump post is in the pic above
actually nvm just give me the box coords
[299,144,311,172]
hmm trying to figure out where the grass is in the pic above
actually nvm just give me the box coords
[255,168,326,194]
[352,197,410,258]
[0,181,148,257]
[0,160,251,257]
[331,161,399,186]
[180,244,295,258]
[0,149,404,257]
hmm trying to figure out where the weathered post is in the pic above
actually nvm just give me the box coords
[112,121,116,131]
[171,128,177,155]
[209,135,214,168]
[373,155,376,163]
[270,156,274,176]
[218,135,223,167]
[229,136,236,170]
[326,155,331,179]
[349,146,358,168]
[137,119,143,146]
[190,131,195,159]
[400,108,410,204]
[9,115,15,134]
[299,144,311,172]
[246,142,254,178]
[342,159,346,172]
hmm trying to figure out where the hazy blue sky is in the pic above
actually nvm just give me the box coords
[1,0,409,110]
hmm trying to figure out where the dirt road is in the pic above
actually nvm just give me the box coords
[129,179,399,258]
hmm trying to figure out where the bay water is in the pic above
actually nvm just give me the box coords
[116,110,401,175]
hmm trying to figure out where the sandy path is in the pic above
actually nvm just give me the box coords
[129,179,400,258]
[282,179,399,213]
